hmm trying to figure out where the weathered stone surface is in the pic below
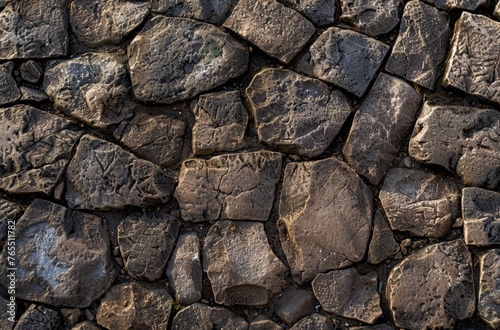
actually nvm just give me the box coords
[340,0,403,37]
[204,221,287,306]
[0,297,13,330]
[71,321,102,330]
[128,16,248,104]
[422,0,488,10]
[385,1,450,90]
[172,303,248,330]
[70,0,149,47]
[0,62,20,105]
[0,199,22,243]
[19,60,43,84]
[151,0,237,24]
[279,158,373,284]
[275,290,316,327]
[386,240,475,329]
[0,199,115,307]
[66,135,175,210]
[0,0,68,59]
[0,105,83,195]
[192,91,248,155]
[409,103,500,190]
[166,232,202,305]
[343,73,421,185]
[495,1,500,19]
[443,12,500,105]
[19,87,48,103]
[350,326,395,330]
[175,151,281,222]
[367,209,400,264]
[246,68,353,157]
[462,187,500,246]
[281,0,336,26]
[15,305,61,330]
[297,27,389,97]
[96,282,172,330]
[290,314,335,330]
[223,0,315,64]
[478,249,500,329]
[44,52,135,128]
[249,318,283,330]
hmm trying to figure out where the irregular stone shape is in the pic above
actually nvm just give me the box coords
[151,0,238,24]
[15,305,61,330]
[386,240,475,329]
[290,314,335,330]
[44,52,135,128]
[223,0,315,64]
[409,103,500,190]
[66,135,175,210]
[422,0,487,10]
[0,296,13,330]
[118,215,179,281]
[71,321,102,330]
[128,16,248,104]
[115,112,186,168]
[192,91,248,155]
[279,158,373,284]
[172,303,248,330]
[367,209,400,264]
[19,60,43,84]
[462,187,500,246]
[297,27,389,97]
[340,0,403,37]
[343,73,421,185]
[96,282,172,330]
[249,318,283,330]
[495,2,500,19]
[175,151,282,222]
[281,0,336,26]
[385,1,450,90]
[443,12,500,105]
[70,0,149,47]
[275,290,316,327]
[0,62,20,105]
[0,199,115,307]
[203,221,287,306]
[246,68,353,157]
[0,105,83,195]
[19,87,48,103]
[0,199,22,242]
[0,0,68,59]
[166,232,203,305]
[478,249,500,329]
[350,326,395,330]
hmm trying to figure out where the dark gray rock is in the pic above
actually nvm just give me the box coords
[281,0,336,26]
[290,314,336,330]
[0,199,115,308]
[462,187,500,246]
[151,0,238,25]
[367,209,400,264]
[19,87,48,103]
[350,326,395,330]
[175,151,282,222]
[0,105,83,195]
[223,0,315,64]
[0,199,22,243]
[172,303,248,330]
[422,0,488,10]
[297,27,389,97]
[14,305,61,330]
[478,249,500,329]
[443,12,500,105]
[0,62,20,105]
[44,52,135,128]
[19,61,43,84]
[274,290,316,328]
[279,158,373,284]
[66,135,175,210]
[385,0,450,90]
[386,240,475,329]
[128,16,248,104]
[343,73,421,185]
[246,68,353,157]
[0,296,14,330]
[71,321,102,330]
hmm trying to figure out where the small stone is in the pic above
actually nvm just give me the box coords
[343,73,421,185]
[172,303,248,330]
[281,0,336,26]
[53,181,65,201]
[297,27,389,97]
[223,0,315,64]
[495,2,500,19]
[0,198,22,242]
[60,308,80,326]
[19,86,48,103]
[71,321,102,330]
[0,296,13,330]
[0,62,20,105]
[151,0,238,25]
[19,61,43,84]
[249,318,283,330]
[367,209,400,264]
[85,310,95,321]
[422,0,488,10]
[274,290,317,327]
[478,249,500,329]
[462,187,500,246]
[246,68,353,157]
[290,314,335,330]
[15,305,61,330]
[403,156,412,168]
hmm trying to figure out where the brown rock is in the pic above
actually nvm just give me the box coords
[281,0,336,26]
[0,62,20,105]
[14,305,61,330]
[290,314,336,330]
[367,209,400,264]
[151,0,238,24]
[274,290,317,327]
[423,0,488,10]
[462,187,500,246]
[0,198,22,243]
[19,61,43,84]
[71,321,102,330]
[478,249,500,329]
[171,303,248,330]
[249,318,283,330]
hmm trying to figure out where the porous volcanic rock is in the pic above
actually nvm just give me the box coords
[151,0,238,25]
[0,198,22,242]
[0,62,20,105]
[478,249,500,329]
[281,0,336,26]
[171,303,248,330]
[290,314,336,330]
[274,290,317,328]
[422,0,488,10]
[367,209,400,264]
[15,305,61,330]
[462,187,500,246]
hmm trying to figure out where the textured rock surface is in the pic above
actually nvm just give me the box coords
[249,318,283,330]
[172,303,248,330]
[281,0,336,26]
[151,0,238,24]
[478,249,500,329]
[279,158,373,284]
[290,314,336,330]
[495,2,500,19]
[385,1,450,90]
[343,73,421,185]
[0,199,22,242]
[0,296,13,330]
[274,290,317,327]
[386,240,475,329]
[19,87,48,103]
[15,305,61,330]
[462,187,500,246]
[0,199,115,307]
[19,60,43,84]
[0,62,20,105]
[367,209,400,264]
[128,16,248,104]
[297,27,389,97]
[71,321,102,330]
[246,68,353,157]
[66,135,175,210]
[443,12,500,105]
[223,0,315,64]
[422,0,488,10]
[175,151,282,222]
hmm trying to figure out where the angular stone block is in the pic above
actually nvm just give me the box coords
[478,249,500,329]
[463,187,500,246]
[367,209,400,264]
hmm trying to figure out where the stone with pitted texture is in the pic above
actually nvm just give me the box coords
[0,62,20,105]
[422,0,488,10]
[462,187,500,246]
[274,290,317,327]
[151,0,238,24]
[290,314,336,330]
[15,305,61,330]
[172,303,248,330]
[367,209,400,264]
[0,199,22,242]
[20,60,43,84]
[478,249,500,329]
[281,0,336,26]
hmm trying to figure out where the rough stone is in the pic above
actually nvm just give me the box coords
[0,105,83,195]
[175,151,282,222]
[297,27,389,97]
[223,0,315,64]
[44,52,135,128]
[443,12,500,105]
[367,209,400,264]
[203,221,287,306]
[0,62,20,105]
[385,0,450,90]
[343,73,421,185]
[0,199,115,307]
[0,296,13,330]
[386,240,475,329]
[290,314,335,330]
[422,0,488,10]
[171,303,248,330]
[192,91,248,155]
[19,87,48,103]
[66,135,175,210]
[15,305,61,330]
[19,60,43,84]
[60,308,80,326]
[246,68,353,157]
[96,282,172,330]
[70,0,149,47]
[128,16,248,104]
[0,0,68,59]
[166,232,203,305]
[151,0,238,25]
[0,199,22,243]
[274,290,317,327]
[478,249,500,329]
[281,0,336,26]
[350,326,395,330]
[71,321,102,330]
[462,187,500,246]
[495,1,500,19]
[249,318,283,330]
[409,102,500,190]
[279,158,373,284]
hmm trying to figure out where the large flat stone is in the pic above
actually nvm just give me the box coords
[281,0,336,26]
[0,62,20,105]
[422,0,488,10]
[478,249,500,329]
[462,187,500,246]
[171,303,248,330]
[151,0,238,24]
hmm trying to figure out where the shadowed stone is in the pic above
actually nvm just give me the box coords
[290,314,336,330]
[350,326,395,330]
[422,0,488,10]
[462,187,500,246]
[275,290,317,327]
[172,303,248,330]
[282,0,336,26]
[0,62,20,105]
[367,209,400,264]
[0,198,22,243]
[19,60,43,84]
[250,318,283,330]
[19,87,48,103]
[0,296,13,330]
[15,305,61,330]
[71,321,101,330]
[478,249,500,329]
[151,0,238,24]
